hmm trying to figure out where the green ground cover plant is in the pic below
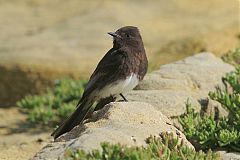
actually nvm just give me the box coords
[179,65,240,151]
[222,48,240,66]
[16,78,86,126]
[64,132,220,160]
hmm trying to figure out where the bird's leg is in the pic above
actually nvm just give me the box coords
[94,96,116,111]
[120,93,128,102]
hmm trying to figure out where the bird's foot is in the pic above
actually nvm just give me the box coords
[120,93,128,102]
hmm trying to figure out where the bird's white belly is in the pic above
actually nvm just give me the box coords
[98,73,139,99]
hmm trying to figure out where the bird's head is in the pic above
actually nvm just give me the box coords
[108,26,143,49]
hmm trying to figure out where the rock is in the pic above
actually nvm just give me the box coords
[137,53,234,92]
[217,151,240,160]
[127,90,201,117]
[132,52,234,117]
[33,102,193,160]
[33,52,235,159]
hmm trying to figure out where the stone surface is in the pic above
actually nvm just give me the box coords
[33,102,192,160]
[0,0,238,105]
[217,151,240,160]
[131,53,234,117]
[33,52,236,159]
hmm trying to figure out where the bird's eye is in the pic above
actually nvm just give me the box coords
[126,34,130,38]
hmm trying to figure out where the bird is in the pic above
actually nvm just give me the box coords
[51,26,148,139]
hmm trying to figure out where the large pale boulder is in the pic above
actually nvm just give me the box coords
[34,53,234,159]
[130,53,234,117]
[33,102,192,160]
[33,52,236,159]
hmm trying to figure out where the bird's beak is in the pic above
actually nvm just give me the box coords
[108,32,122,39]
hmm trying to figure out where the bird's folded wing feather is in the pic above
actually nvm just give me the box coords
[79,48,127,103]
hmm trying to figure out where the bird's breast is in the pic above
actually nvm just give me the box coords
[97,73,139,99]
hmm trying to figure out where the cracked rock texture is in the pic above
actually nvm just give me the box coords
[33,53,236,159]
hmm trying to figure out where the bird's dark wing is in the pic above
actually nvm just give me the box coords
[52,48,127,139]
[80,48,127,102]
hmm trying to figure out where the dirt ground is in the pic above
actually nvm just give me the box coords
[0,107,51,160]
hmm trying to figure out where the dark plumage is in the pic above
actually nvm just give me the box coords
[51,26,148,139]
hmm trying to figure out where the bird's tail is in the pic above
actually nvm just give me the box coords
[51,100,93,140]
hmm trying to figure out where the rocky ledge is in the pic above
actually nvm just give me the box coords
[33,52,236,160]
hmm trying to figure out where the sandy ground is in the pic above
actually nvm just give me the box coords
[0,107,51,160]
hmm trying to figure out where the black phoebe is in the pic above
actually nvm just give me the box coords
[51,26,148,139]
